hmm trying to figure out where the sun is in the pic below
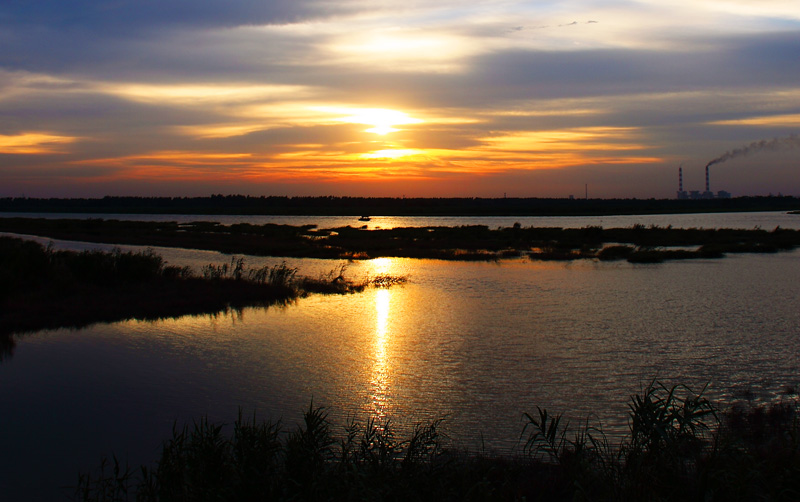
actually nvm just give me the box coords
[343,108,423,135]
[366,124,399,135]
[361,149,423,159]
[317,107,423,135]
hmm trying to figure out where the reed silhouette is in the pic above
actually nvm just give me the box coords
[73,381,800,501]
[0,237,403,343]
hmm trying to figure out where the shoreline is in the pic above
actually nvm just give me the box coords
[2,195,800,217]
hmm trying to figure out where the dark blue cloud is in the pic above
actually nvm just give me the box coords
[1,0,340,32]
[725,31,800,77]
[0,1,334,75]
[465,32,800,100]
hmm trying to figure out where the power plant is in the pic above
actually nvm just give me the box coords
[676,165,731,200]
[679,134,800,199]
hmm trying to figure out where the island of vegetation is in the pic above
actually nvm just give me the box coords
[75,381,800,501]
[2,217,800,264]
[0,236,403,351]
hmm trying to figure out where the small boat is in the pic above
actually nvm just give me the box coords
[358,216,371,222]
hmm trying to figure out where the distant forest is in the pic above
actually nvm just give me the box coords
[1,195,799,216]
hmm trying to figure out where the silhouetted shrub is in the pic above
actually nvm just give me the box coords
[75,382,800,501]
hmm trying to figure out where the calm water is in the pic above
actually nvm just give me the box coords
[1,212,799,500]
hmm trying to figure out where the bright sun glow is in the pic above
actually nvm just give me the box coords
[315,107,423,135]
[367,124,399,135]
[361,149,424,159]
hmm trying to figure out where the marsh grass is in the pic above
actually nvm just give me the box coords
[0,238,406,338]
[5,217,800,263]
[298,263,358,294]
[74,381,800,501]
[0,238,302,336]
[371,274,408,288]
[517,381,799,501]
[297,264,407,294]
[201,258,299,290]
[75,407,449,502]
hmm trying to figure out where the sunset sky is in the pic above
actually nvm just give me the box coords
[1,1,799,198]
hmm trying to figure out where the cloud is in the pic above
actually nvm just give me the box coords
[708,113,800,127]
[0,1,346,32]
[1,1,800,197]
[0,132,79,154]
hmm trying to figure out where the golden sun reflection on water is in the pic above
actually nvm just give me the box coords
[369,256,392,273]
[359,256,415,420]
[371,287,392,419]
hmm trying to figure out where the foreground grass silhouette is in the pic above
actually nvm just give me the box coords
[73,382,799,501]
[0,236,399,339]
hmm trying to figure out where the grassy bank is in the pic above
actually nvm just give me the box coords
[2,217,800,263]
[74,382,799,501]
[0,237,400,340]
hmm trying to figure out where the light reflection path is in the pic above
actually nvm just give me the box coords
[367,256,400,420]
[371,288,391,419]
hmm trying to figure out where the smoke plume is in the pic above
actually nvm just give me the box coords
[706,134,800,169]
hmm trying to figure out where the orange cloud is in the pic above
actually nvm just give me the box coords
[62,122,662,187]
[0,132,79,154]
[708,113,800,127]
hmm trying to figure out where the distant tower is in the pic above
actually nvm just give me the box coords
[677,165,688,199]
[702,165,714,199]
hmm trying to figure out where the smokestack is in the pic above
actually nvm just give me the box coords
[676,165,689,199]
[705,165,710,192]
